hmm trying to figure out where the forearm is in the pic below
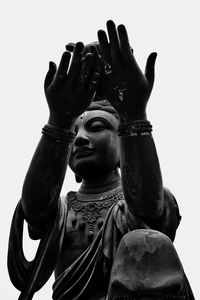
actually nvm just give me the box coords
[21,124,74,227]
[119,121,164,220]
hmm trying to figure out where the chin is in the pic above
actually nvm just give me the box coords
[70,157,97,177]
[70,159,109,180]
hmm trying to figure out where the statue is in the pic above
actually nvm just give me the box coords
[8,20,194,299]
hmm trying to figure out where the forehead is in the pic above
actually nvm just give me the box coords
[75,110,119,130]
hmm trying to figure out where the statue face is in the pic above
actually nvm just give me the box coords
[69,110,120,180]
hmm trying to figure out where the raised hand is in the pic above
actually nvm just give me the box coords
[97,20,157,121]
[44,42,100,128]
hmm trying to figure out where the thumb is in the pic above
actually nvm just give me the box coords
[145,52,157,89]
[44,61,57,92]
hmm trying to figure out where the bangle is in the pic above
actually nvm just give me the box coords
[42,124,75,144]
[118,120,152,137]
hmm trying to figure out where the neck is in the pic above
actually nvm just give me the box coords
[78,169,121,194]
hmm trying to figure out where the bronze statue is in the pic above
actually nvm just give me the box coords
[8,20,194,299]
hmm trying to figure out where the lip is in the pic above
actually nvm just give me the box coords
[73,147,94,158]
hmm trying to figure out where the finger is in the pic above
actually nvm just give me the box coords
[106,20,121,68]
[97,30,114,78]
[76,53,93,90]
[68,42,84,87]
[87,72,100,99]
[118,24,133,64]
[118,24,143,78]
[90,45,101,73]
[81,53,93,77]
[90,45,99,60]
[56,51,71,78]
[76,71,100,113]
[145,52,157,89]
[65,42,76,52]
[97,29,111,63]
[44,61,57,91]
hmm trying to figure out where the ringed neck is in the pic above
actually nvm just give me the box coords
[78,169,121,195]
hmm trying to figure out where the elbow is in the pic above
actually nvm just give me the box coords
[21,182,59,225]
[20,195,42,225]
[20,193,51,227]
[21,195,58,232]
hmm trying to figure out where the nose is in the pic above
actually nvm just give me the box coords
[74,128,90,147]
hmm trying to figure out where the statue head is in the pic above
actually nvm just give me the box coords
[69,100,120,182]
[67,42,120,181]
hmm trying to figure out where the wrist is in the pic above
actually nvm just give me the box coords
[48,113,76,131]
[118,119,152,137]
[118,111,147,123]
[42,124,76,144]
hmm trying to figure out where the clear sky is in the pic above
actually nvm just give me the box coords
[1,0,199,298]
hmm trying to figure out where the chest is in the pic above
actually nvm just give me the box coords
[55,191,123,277]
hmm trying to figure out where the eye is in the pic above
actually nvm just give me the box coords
[89,121,106,131]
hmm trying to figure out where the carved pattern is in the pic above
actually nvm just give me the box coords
[66,190,124,230]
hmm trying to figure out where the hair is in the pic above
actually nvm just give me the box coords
[86,99,119,121]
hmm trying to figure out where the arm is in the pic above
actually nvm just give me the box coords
[21,43,100,230]
[21,128,72,230]
[119,132,163,219]
[98,20,164,220]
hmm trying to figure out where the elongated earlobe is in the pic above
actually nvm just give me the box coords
[75,174,82,183]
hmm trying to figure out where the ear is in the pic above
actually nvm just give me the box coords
[75,174,82,183]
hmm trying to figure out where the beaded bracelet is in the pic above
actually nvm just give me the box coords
[42,124,76,144]
[118,120,152,137]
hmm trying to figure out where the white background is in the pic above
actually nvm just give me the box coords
[1,0,199,299]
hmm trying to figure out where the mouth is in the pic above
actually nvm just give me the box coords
[73,147,94,158]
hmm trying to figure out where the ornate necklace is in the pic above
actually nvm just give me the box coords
[66,187,124,231]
